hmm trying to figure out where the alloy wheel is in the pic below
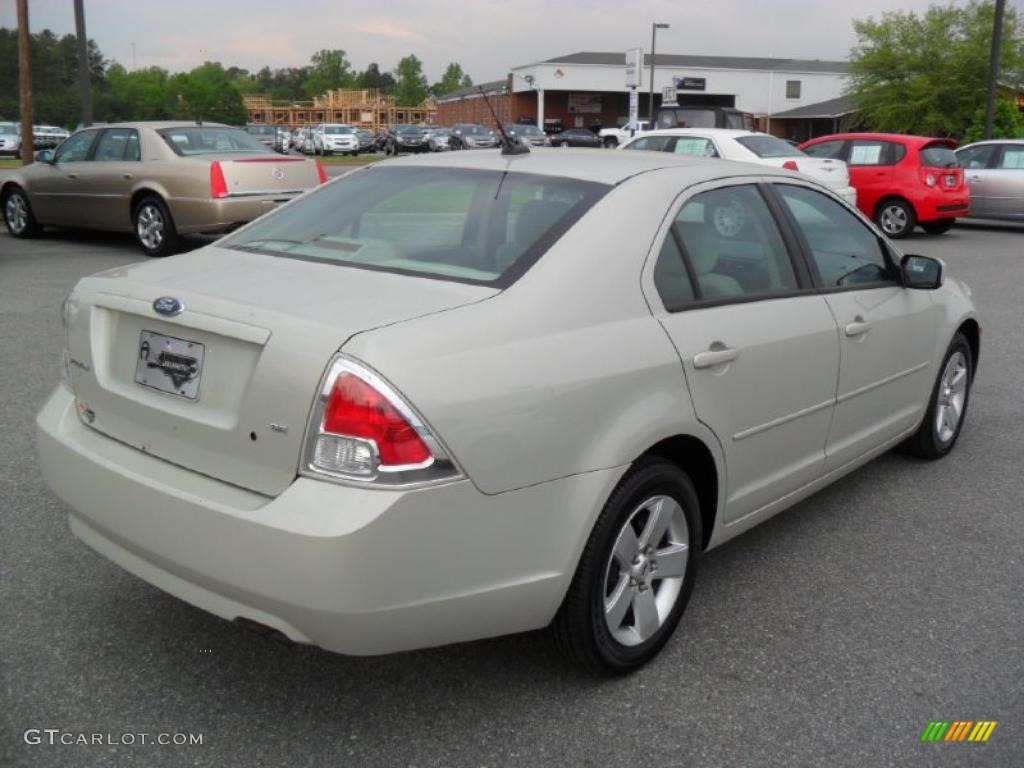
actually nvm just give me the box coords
[5,192,28,234]
[603,494,689,646]
[879,204,909,236]
[136,204,164,251]
[935,351,968,443]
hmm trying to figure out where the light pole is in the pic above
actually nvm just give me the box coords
[983,0,1007,140]
[648,22,669,124]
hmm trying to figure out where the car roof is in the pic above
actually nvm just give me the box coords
[76,121,233,131]
[636,128,761,139]
[383,146,792,185]
[803,132,956,147]
[957,139,1024,148]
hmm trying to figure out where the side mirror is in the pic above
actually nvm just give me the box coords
[901,254,943,290]
[34,149,54,163]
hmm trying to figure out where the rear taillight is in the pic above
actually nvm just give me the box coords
[315,160,328,184]
[782,160,800,171]
[303,356,460,486]
[210,161,229,199]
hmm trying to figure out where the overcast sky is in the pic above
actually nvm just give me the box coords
[3,0,1022,82]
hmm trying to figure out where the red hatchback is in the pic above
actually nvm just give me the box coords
[799,133,969,238]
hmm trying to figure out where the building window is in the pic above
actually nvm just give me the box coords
[785,80,801,99]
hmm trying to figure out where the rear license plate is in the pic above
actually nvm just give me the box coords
[135,330,205,400]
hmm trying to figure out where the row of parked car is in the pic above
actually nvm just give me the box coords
[0,122,72,158]
[616,127,1023,236]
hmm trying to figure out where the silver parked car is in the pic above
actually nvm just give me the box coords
[37,149,978,672]
[956,139,1024,221]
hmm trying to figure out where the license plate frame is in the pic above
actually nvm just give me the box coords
[134,330,205,400]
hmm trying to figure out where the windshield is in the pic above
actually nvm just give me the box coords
[508,125,543,136]
[460,125,490,136]
[0,123,17,135]
[159,127,275,156]
[396,126,423,135]
[920,144,959,169]
[222,167,608,286]
[247,125,276,136]
[323,125,353,135]
[735,135,804,158]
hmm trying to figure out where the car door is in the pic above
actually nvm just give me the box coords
[79,128,142,230]
[957,143,998,217]
[845,139,900,219]
[987,143,1024,219]
[772,182,941,471]
[29,128,100,223]
[646,180,840,523]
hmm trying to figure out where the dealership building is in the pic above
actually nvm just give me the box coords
[436,51,855,141]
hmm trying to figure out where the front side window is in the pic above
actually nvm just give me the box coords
[93,129,140,161]
[997,145,1024,169]
[223,167,608,286]
[803,139,845,159]
[158,127,273,156]
[777,184,896,288]
[656,184,799,307]
[53,130,99,163]
[672,137,718,157]
[623,135,674,152]
[956,144,996,169]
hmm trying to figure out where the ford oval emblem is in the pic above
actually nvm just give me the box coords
[153,296,184,317]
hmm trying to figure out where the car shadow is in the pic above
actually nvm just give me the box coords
[33,227,216,254]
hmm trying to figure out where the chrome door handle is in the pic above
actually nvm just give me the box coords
[693,347,738,369]
[844,320,871,337]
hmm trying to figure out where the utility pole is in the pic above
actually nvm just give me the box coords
[648,23,670,123]
[16,0,32,166]
[74,0,93,126]
[983,0,1007,140]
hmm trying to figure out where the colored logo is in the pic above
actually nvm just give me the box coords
[921,721,997,742]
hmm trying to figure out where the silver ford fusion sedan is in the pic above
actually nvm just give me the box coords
[37,148,979,672]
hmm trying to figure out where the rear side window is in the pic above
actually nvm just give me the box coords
[849,140,894,166]
[93,129,140,161]
[777,185,896,288]
[672,137,718,157]
[919,143,959,169]
[956,144,996,169]
[802,140,845,159]
[735,135,803,158]
[223,167,608,286]
[655,185,799,308]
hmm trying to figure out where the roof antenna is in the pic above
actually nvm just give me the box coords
[479,86,529,156]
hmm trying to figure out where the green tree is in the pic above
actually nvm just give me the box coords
[847,1,1024,137]
[99,63,172,121]
[167,62,247,124]
[302,48,354,97]
[394,54,429,106]
[356,62,397,94]
[431,62,473,97]
[962,97,1024,142]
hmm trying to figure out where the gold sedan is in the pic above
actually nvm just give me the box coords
[1,121,327,256]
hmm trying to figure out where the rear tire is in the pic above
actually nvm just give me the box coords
[550,458,701,674]
[900,333,972,459]
[132,195,179,258]
[603,137,618,149]
[922,219,955,235]
[874,198,916,239]
[3,185,41,238]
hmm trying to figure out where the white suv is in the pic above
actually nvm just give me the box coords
[317,124,360,156]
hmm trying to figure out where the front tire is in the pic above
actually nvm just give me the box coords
[901,333,972,459]
[922,219,955,235]
[551,458,701,674]
[133,196,178,258]
[3,185,41,238]
[874,198,916,239]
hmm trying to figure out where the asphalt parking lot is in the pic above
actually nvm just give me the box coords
[1,219,1022,768]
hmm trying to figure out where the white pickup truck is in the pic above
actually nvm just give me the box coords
[598,120,650,148]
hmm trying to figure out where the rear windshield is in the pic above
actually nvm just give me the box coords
[222,166,608,286]
[919,144,959,169]
[508,125,543,136]
[735,135,804,158]
[460,125,491,136]
[159,127,274,156]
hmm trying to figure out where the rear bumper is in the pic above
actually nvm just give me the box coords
[36,385,621,655]
[167,193,301,235]
[914,193,970,222]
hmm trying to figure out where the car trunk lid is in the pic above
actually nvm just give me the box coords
[771,157,852,191]
[195,154,321,196]
[63,246,497,496]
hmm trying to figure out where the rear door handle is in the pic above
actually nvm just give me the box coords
[693,347,738,369]
[844,320,871,337]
